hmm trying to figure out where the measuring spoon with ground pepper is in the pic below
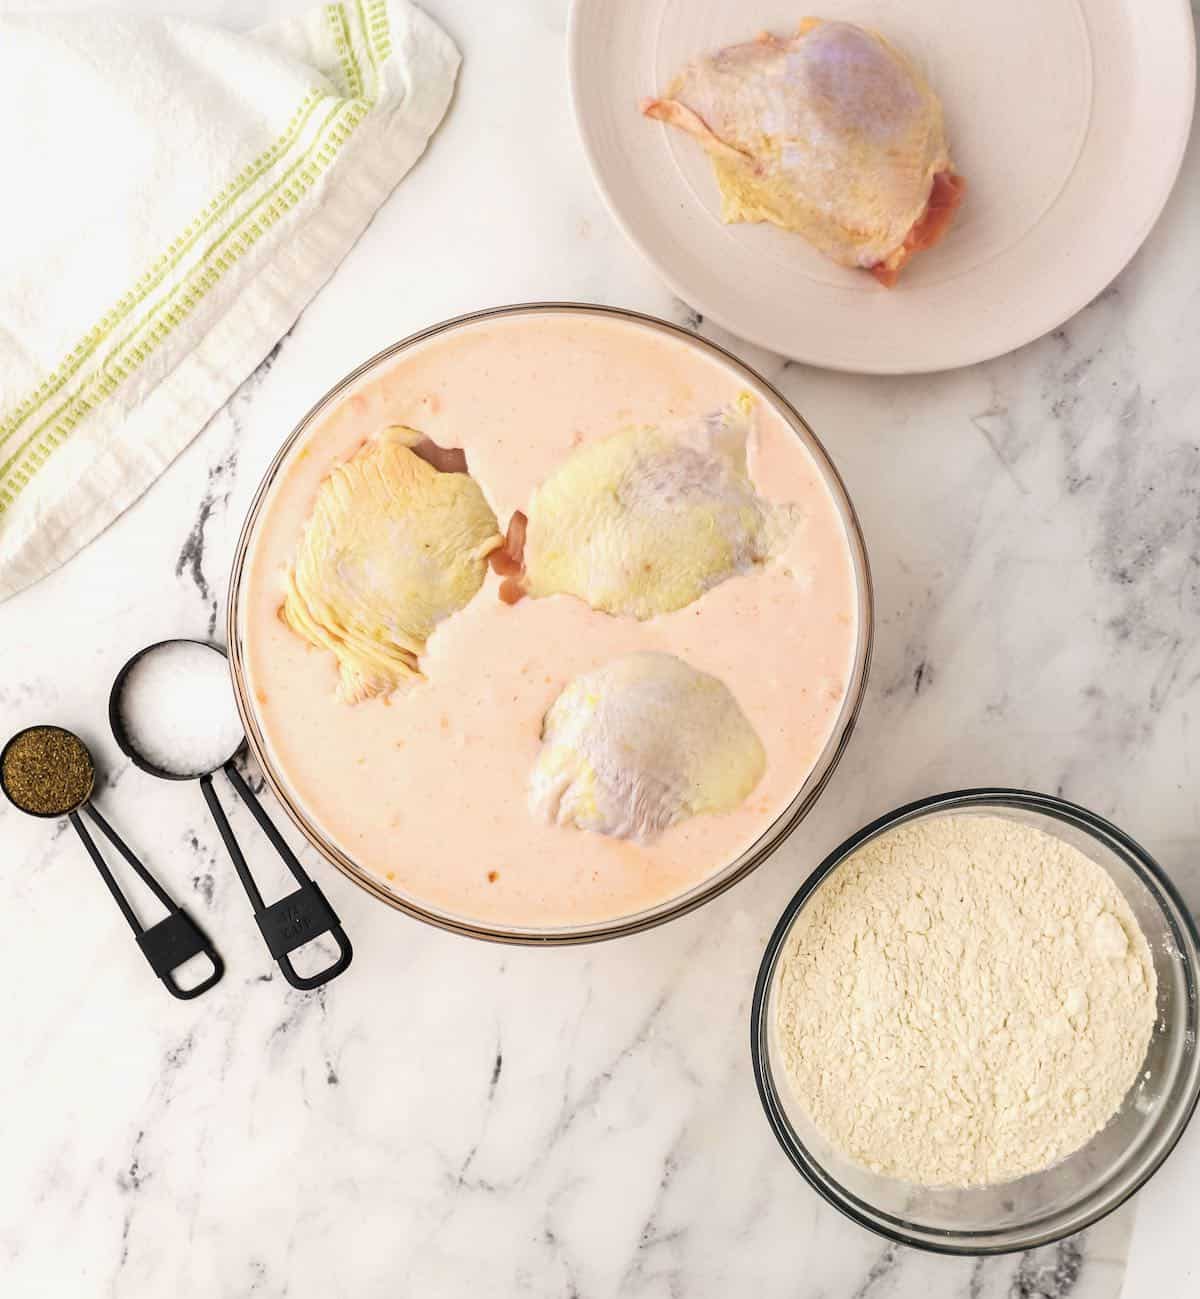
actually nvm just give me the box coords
[1,724,224,999]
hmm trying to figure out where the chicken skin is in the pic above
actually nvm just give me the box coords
[281,426,502,703]
[492,395,795,618]
[529,652,766,841]
[643,18,964,285]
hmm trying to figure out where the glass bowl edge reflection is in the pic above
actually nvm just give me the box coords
[750,787,1200,1255]
[225,302,875,945]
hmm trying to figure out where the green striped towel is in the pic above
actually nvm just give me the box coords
[0,1,459,602]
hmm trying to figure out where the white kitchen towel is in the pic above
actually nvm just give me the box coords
[0,1,459,602]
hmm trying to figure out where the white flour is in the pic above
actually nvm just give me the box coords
[775,813,1158,1186]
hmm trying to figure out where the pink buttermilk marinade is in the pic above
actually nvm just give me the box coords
[240,311,860,929]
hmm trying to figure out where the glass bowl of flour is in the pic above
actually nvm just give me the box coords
[751,788,1200,1254]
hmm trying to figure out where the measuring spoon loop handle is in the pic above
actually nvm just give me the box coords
[222,763,309,888]
[275,914,354,991]
[206,765,354,990]
[69,808,141,934]
[70,805,224,999]
[137,910,225,999]
[200,771,266,910]
[83,802,176,911]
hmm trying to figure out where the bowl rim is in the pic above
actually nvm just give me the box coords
[750,786,1200,1255]
[566,0,1198,375]
[224,301,875,945]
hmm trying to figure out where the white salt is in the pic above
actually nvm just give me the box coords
[119,641,244,777]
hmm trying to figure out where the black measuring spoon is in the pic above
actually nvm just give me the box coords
[0,724,224,999]
[109,639,352,991]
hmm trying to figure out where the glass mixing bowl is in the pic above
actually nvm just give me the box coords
[751,789,1200,1254]
[226,303,874,944]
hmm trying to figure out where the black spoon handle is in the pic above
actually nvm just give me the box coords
[84,802,176,911]
[201,767,352,991]
[69,809,140,932]
[69,805,224,1000]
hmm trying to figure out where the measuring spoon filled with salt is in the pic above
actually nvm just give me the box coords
[0,724,224,999]
[109,639,353,991]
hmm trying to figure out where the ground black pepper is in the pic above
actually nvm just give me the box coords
[1,726,94,816]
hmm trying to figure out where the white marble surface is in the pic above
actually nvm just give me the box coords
[2,1,1199,1295]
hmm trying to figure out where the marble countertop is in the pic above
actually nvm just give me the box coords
[3,2,1199,1295]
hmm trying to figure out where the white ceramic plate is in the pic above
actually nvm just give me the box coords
[568,0,1195,374]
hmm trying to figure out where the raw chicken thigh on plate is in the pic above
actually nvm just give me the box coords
[643,18,965,285]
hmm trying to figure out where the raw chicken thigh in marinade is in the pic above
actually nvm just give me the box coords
[492,395,796,618]
[530,652,766,842]
[281,399,789,838]
[281,426,502,703]
[643,18,965,285]
[251,308,861,928]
